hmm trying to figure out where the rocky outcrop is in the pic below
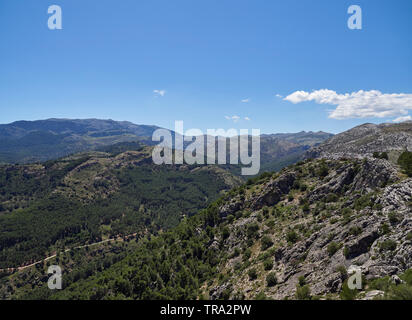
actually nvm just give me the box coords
[250,173,295,210]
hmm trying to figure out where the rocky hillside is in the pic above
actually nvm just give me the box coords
[12,156,410,300]
[204,157,411,300]
[307,122,412,160]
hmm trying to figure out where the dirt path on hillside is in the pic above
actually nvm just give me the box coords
[0,233,137,273]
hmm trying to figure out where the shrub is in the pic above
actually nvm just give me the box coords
[373,152,388,160]
[292,180,301,190]
[343,246,350,258]
[380,239,397,252]
[286,230,299,243]
[398,151,412,177]
[340,280,358,300]
[248,268,257,281]
[254,291,267,300]
[401,269,412,286]
[387,284,412,300]
[232,247,241,258]
[326,193,339,203]
[266,272,278,287]
[349,226,362,236]
[263,259,273,271]
[243,248,252,261]
[380,223,391,235]
[341,207,352,216]
[261,236,274,251]
[298,276,306,286]
[388,212,399,224]
[262,206,270,218]
[327,241,341,257]
[317,162,329,178]
[354,194,372,210]
[380,152,389,160]
[247,223,259,239]
[222,227,230,240]
[336,265,348,279]
[295,284,311,300]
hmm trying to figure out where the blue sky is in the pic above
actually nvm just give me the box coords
[0,0,411,134]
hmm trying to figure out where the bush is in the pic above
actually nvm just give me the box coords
[343,246,350,258]
[317,162,329,178]
[354,194,372,210]
[340,280,358,300]
[254,291,267,300]
[388,212,399,224]
[248,268,258,281]
[247,223,259,239]
[261,236,274,251]
[398,151,412,177]
[295,284,311,300]
[336,265,348,279]
[243,248,252,262]
[380,239,397,252]
[327,241,341,257]
[262,206,270,218]
[349,226,362,236]
[302,203,310,213]
[341,207,352,216]
[263,259,273,271]
[387,285,412,300]
[373,152,388,160]
[326,193,339,203]
[286,230,299,243]
[266,272,278,287]
[222,227,230,240]
[380,223,391,235]
[381,152,389,160]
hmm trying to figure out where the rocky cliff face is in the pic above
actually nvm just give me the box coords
[205,157,412,299]
[306,122,412,160]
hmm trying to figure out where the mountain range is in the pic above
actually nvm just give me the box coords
[0,118,333,176]
[0,119,161,163]
[0,120,411,300]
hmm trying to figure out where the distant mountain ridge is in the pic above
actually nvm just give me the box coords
[0,119,333,172]
[0,119,162,163]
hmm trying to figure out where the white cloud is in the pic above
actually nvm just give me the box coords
[244,117,251,121]
[275,94,283,98]
[153,89,166,97]
[225,115,241,123]
[241,98,250,103]
[392,115,412,123]
[284,89,412,119]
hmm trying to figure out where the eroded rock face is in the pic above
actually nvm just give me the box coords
[251,173,295,210]
[308,158,399,203]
